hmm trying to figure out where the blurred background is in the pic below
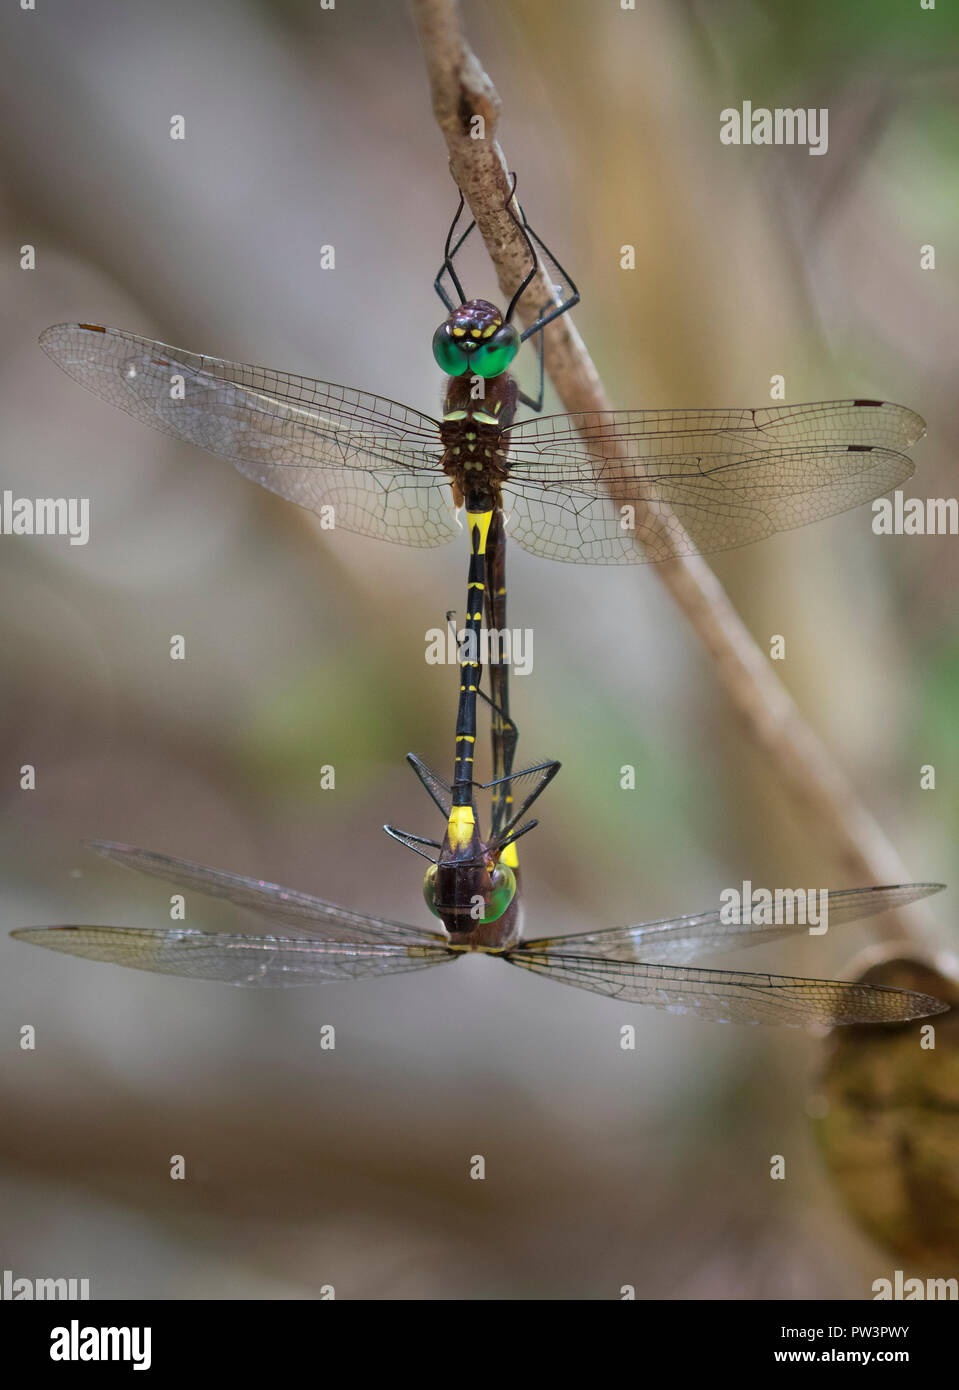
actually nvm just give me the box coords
[0,0,956,1299]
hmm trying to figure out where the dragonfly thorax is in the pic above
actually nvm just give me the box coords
[440,373,517,510]
[423,813,518,947]
[432,298,520,380]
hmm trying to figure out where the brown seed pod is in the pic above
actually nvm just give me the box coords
[811,947,959,1266]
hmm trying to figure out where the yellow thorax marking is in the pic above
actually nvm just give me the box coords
[447,805,475,849]
[501,842,519,870]
[443,409,468,421]
[473,412,498,426]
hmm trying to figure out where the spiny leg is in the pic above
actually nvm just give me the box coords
[516,304,550,414]
[505,193,581,343]
[433,191,476,312]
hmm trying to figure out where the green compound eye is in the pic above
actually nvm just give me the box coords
[432,324,470,376]
[471,325,520,379]
[423,863,441,918]
[479,861,516,923]
[422,861,516,923]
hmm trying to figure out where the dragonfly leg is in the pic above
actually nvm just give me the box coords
[503,188,581,341]
[516,304,551,413]
[434,191,476,311]
[477,686,519,779]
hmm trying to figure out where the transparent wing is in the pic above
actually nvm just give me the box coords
[40,323,458,547]
[12,926,457,988]
[88,841,448,946]
[520,884,944,966]
[503,400,924,563]
[504,952,948,1026]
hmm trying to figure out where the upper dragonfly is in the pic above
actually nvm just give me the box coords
[37,203,925,570]
[38,186,926,906]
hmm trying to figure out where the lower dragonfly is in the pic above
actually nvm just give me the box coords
[12,801,948,1026]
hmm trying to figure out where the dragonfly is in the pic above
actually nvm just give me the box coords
[38,184,926,917]
[11,813,948,1025]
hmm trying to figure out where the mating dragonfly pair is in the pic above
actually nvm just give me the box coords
[15,186,946,1026]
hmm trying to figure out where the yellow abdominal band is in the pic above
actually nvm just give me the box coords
[447,804,475,849]
[466,509,493,555]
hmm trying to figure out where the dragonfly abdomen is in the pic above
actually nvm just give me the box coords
[451,508,492,798]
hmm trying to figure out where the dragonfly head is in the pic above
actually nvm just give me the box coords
[422,806,516,940]
[432,299,520,380]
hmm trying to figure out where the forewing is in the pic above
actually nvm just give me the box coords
[12,926,456,988]
[40,324,457,546]
[504,952,947,1026]
[503,400,923,564]
[520,884,944,966]
[88,841,448,945]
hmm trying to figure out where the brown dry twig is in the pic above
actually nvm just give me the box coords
[412,0,933,943]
